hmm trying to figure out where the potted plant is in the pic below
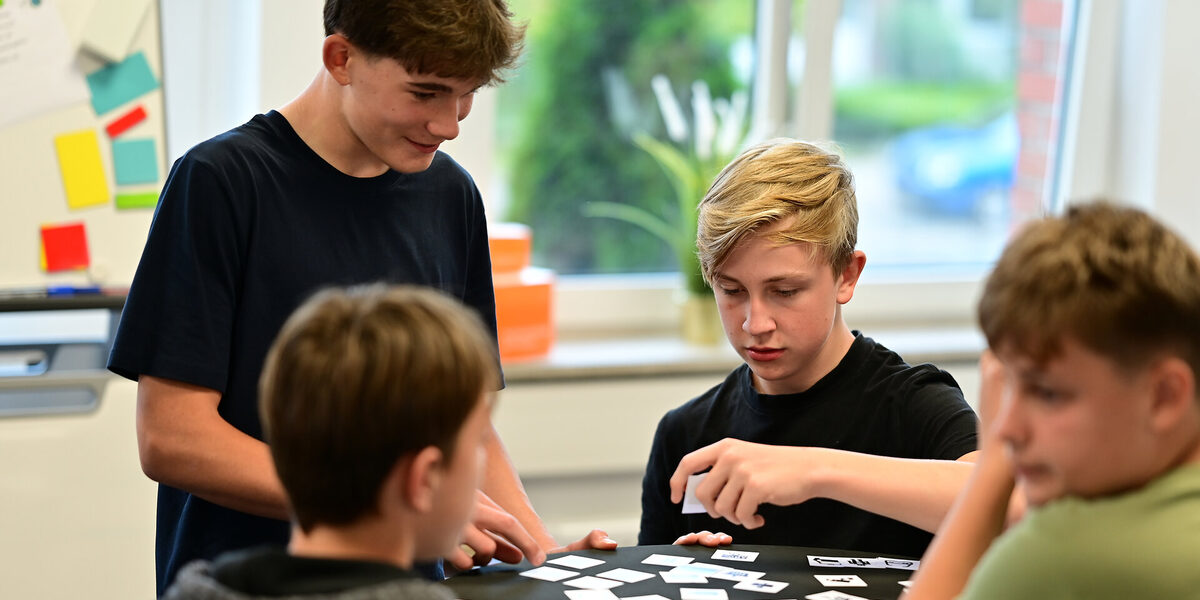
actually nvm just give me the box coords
[586,75,749,344]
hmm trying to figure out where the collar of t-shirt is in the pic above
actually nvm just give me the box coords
[743,332,871,415]
[212,545,422,595]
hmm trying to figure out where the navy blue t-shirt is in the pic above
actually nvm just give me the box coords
[108,111,499,595]
[639,334,978,558]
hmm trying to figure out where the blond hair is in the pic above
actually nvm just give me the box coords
[979,202,1200,379]
[259,284,498,532]
[697,139,858,284]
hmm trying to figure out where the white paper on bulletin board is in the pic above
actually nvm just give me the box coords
[0,0,91,130]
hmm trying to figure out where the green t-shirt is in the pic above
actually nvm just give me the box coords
[959,464,1200,599]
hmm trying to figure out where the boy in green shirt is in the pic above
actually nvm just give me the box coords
[909,203,1200,598]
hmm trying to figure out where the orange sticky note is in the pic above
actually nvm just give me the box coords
[53,129,110,209]
[40,222,91,272]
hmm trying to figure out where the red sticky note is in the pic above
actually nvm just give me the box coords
[105,105,148,138]
[40,222,91,272]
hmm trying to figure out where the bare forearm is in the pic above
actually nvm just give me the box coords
[480,425,557,550]
[810,449,978,533]
[905,456,1015,600]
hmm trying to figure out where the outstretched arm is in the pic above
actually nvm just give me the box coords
[669,440,977,533]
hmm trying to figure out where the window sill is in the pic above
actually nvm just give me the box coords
[502,326,986,384]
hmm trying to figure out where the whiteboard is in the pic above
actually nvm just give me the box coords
[0,0,165,289]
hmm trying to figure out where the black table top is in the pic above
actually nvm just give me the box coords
[445,544,916,600]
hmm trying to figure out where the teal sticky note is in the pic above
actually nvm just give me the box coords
[86,51,159,115]
[112,138,159,184]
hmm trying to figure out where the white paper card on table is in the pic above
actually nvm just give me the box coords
[563,590,620,600]
[547,555,607,570]
[672,562,727,575]
[594,568,656,583]
[807,555,847,568]
[898,580,913,588]
[733,579,790,593]
[813,574,867,587]
[660,570,709,584]
[642,553,694,567]
[708,568,766,582]
[804,591,871,600]
[623,595,672,600]
[711,549,759,562]
[680,588,729,600]
[682,473,708,514]
[839,557,886,569]
[518,565,577,582]
[563,576,625,590]
[881,557,920,570]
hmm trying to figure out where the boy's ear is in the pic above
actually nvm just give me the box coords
[1148,357,1198,433]
[322,34,354,86]
[835,250,867,305]
[401,446,445,514]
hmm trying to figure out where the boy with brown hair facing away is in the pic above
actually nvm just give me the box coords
[908,203,1200,598]
[166,284,518,598]
[640,139,980,557]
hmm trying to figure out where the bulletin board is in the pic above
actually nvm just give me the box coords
[0,0,165,290]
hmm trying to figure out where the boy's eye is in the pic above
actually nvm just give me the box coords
[719,286,743,296]
[412,91,436,100]
[774,288,798,298]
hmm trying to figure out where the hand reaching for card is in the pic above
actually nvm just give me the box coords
[673,530,733,547]
[549,528,619,554]
[447,491,546,571]
[669,438,831,529]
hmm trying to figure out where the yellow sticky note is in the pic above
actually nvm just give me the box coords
[53,129,110,209]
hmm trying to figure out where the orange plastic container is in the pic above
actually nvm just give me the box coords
[489,223,554,362]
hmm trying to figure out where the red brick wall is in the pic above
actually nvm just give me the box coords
[1012,0,1066,221]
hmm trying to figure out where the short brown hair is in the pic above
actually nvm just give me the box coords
[323,0,525,85]
[979,202,1200,379]
[260,284,499,532]
[697,139,859,284]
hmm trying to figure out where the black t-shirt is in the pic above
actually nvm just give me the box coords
[108,111,499,595]
[639,333,978,557]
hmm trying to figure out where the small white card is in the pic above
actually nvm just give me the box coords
[733,579,790,593]
[623,596,672,600]
[807,555,886,569]
[808,555,847,568]
[814,574,867,587]
[563,576,625,590]
[672,562,727,575]
[709,568,766,582]
[839,557,886,569]
[642,553,694,567]
[712,549,759,562]
[594,568,655,583]
[682,473,708,514]
[881,557,920,570]
[518,565,577,582]
[563,590,619,600]
[660,570,708,584]
[805,591,870,600]
[680,588,729,600]
[898,580,913,588]
[547,555,606,570]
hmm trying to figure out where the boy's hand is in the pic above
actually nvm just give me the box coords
[669,438,823,529]
[447,491,546,571]
[977,350,1013,455]
[673,530,733,547]
[549,529,619,554]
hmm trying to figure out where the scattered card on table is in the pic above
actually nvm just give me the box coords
[594,568,655,583]
[839,557,886,569]
[680,588,728,600]
[660,570,708,584]
[898,580,913,588]
[517,565,577,581]
[642,553,694,567]
[881,557,920,570]
[733,578,790,593]
[622,596,671,600]
[804,591,871,600]
[682,472,708,514]
[813,574,867,587]
[672,562,727,575]
[807,555,846,568]
[712,549,759,562]
[563,576,624,590]
[709,568,766,582]
[563,590,619,600]
[547,555,607,570]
